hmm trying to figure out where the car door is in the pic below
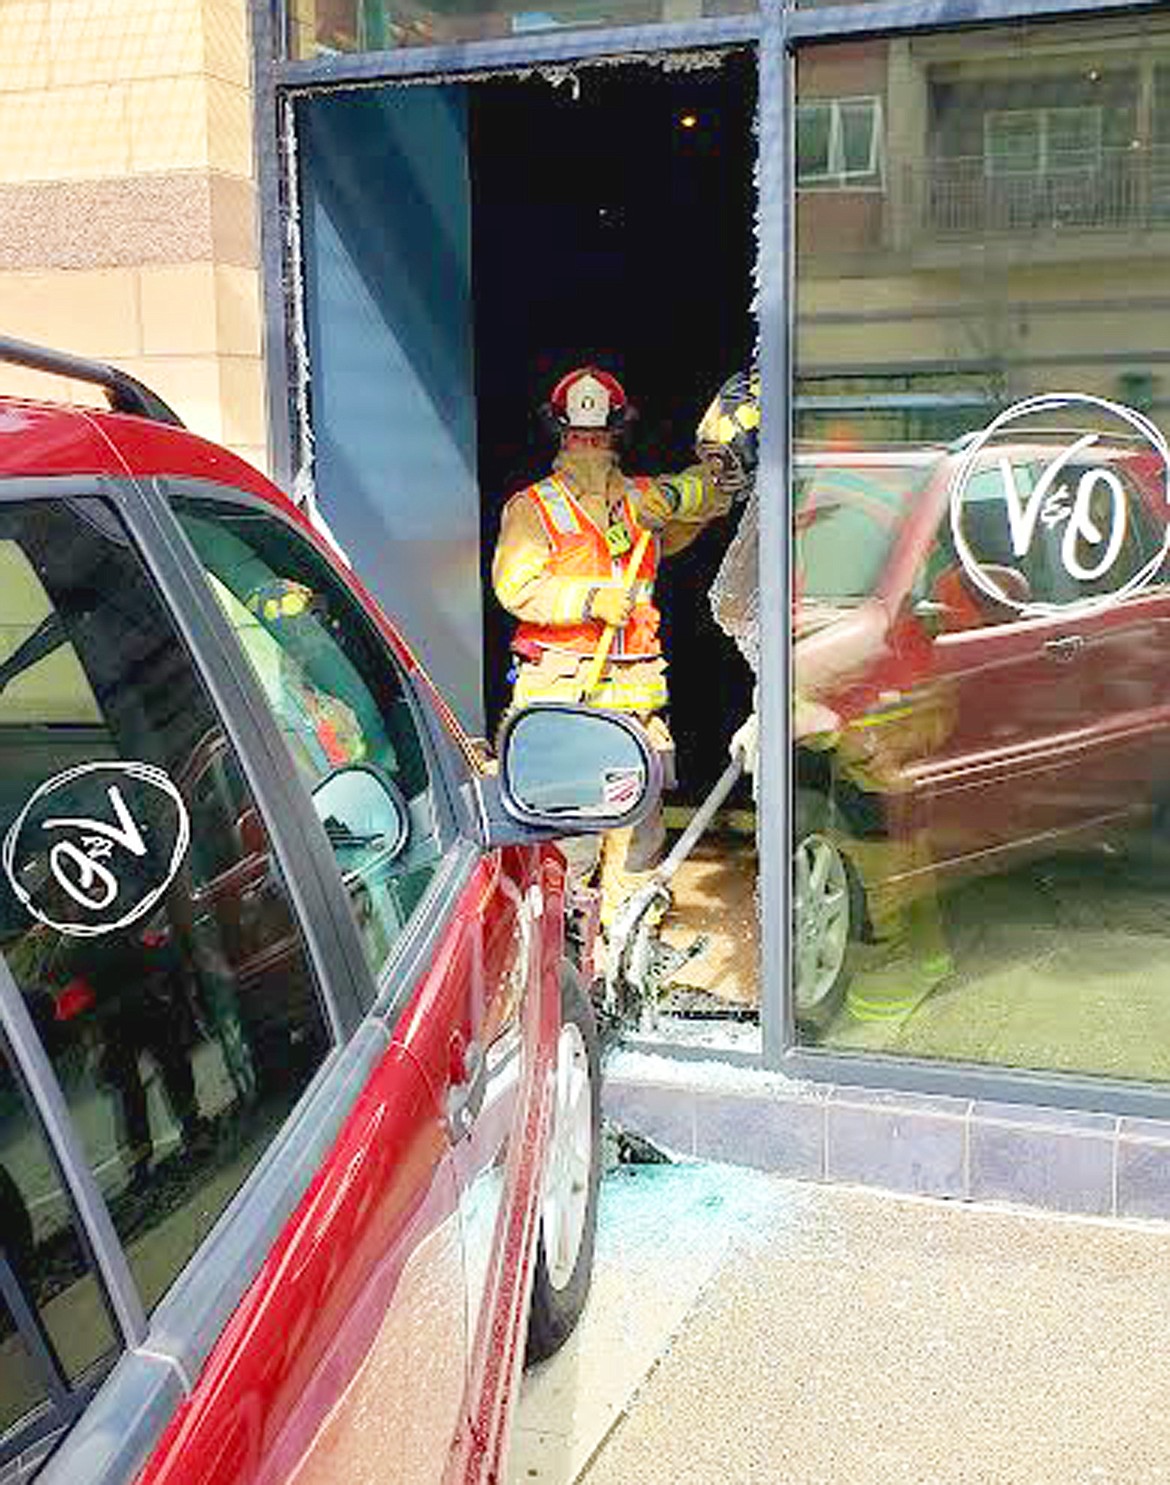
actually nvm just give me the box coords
[1070,589,1170,820]
[0,483,471,1485]
[920,453,1170,871]
[168,488,550,1480]
[1039,459,1170,823]
[910,466,1101,873]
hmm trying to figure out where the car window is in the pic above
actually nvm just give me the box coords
[0,1281,49,1450]
[924,463,1059,626]
[931,458,1164,624]
[174,500,447,993]
[0,500,331,1320]
[795,462,933,602]
[1052,458,1160,603]
[0,1027,120,1471]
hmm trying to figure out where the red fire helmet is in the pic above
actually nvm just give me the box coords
[547,367,633,433]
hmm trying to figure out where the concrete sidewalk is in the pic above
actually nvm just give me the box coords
[512,1165,1170,1485]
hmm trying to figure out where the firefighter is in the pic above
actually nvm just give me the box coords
[493,366,733,924]
[244,578,368,778]
[703,370,954,1026]
[701,368,763,768]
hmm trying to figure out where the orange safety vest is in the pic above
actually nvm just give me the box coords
[513,475,662,658]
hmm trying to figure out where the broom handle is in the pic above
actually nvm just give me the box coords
[579,527,653,701]
[655,752,745,884]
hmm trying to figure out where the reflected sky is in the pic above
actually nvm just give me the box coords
[508,712,645,816]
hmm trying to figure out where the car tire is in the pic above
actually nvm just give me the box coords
[794,788,862,1036]
[526,963,602,1365]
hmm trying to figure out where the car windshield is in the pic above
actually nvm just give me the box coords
[795,461,934,602]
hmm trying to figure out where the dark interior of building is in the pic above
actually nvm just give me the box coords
[469,52,758,798]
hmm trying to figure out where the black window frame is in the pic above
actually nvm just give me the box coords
[0,1030,120,1474]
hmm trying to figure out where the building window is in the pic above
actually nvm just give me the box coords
[984,107,1103,177]
[796,96,883,187]
[793,15,1170,1089]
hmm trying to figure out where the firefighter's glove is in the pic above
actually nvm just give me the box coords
[730,712,758,774]
[698,442,751,501]
[632,482,678,532]
[589,586,636,629]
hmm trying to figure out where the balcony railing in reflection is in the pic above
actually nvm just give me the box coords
[920,148,1170,237]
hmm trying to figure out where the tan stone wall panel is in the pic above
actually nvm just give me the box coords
[0,3,52,93]
[0,175,219,270]
[206,77,254,179]
[228,444,271,477]
[0,268,141,357]
[117,353,225,440]
[0,0,266,465]
[0,83,131,182]
[0,364,104,405]
[209,172,259,269]
[139,263,218,354]
[128,75,210,172]
[219,354,266,447]
[49,0,203,87]
[214,264,261,356]
[203,0,251,88]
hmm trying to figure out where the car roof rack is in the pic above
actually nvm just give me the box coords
[0,335,185,428]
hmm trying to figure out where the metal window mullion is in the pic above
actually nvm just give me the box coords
[867,95,881,177]
[0,959,147,1349]
[757,0,795,1067]
[252,0,298,489]
[273,12,760,88]
[788,0,1160,41]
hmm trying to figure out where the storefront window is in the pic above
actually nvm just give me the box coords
[792,12,1170,1082]
[290,53,760,1048]
[289,0,753,58]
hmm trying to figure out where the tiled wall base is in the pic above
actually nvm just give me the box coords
[603,1055,1170,1221]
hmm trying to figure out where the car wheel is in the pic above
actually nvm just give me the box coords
[526,963,602,1364]
[794,789,860,1035]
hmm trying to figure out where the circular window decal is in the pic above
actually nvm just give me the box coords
[2,762,191,938]
[948,393,1170,619]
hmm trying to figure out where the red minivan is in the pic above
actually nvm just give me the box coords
[792,436,1170,1030]
[0,339,660,1485]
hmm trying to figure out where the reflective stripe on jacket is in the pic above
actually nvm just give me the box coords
[511,475,662,659]
[511,653,669,713]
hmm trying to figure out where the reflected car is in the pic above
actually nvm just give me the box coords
[791,436,1170,1030]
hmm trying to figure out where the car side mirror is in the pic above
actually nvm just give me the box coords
[980,564,1032,607]
[498,703,661,832]
[311,763,409,867]
[920,563,1033,633]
